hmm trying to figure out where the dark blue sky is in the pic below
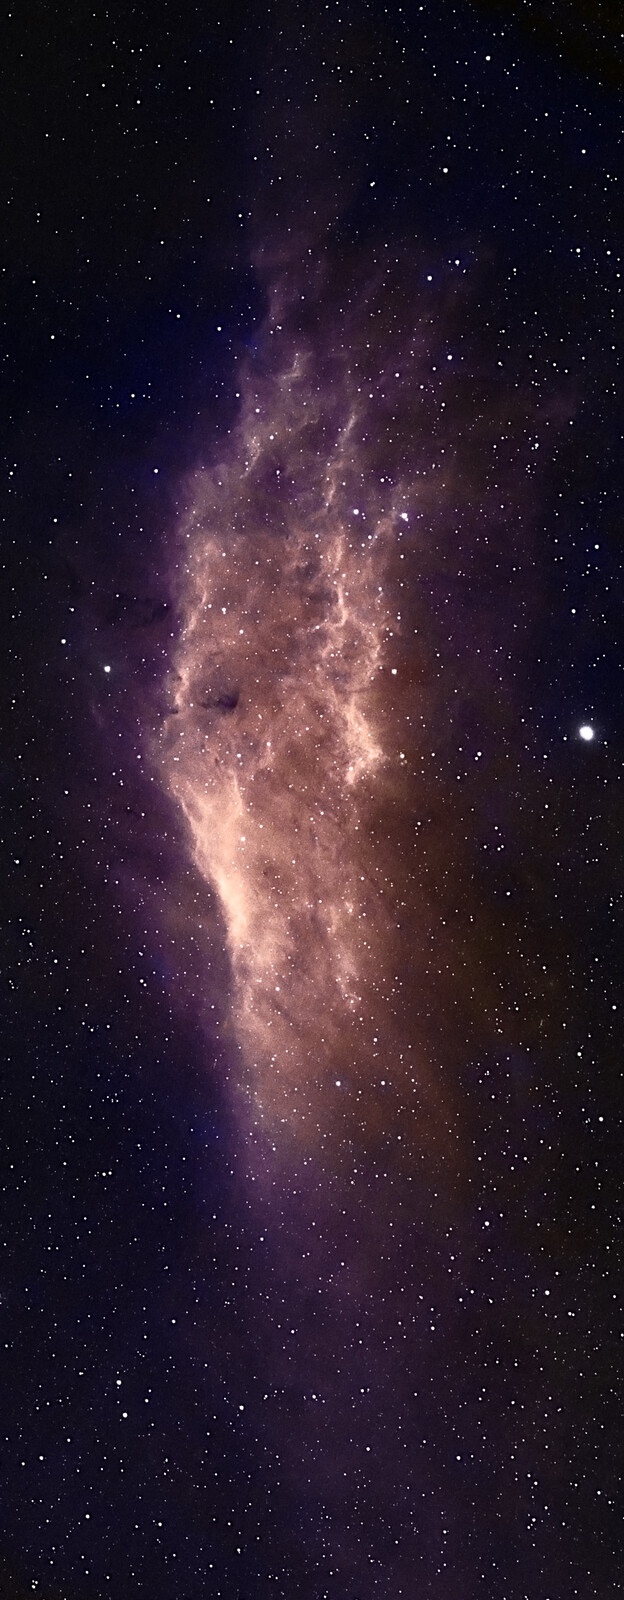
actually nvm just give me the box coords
[1,3,622,1596]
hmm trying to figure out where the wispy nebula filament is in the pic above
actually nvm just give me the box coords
[159,280,419,1129]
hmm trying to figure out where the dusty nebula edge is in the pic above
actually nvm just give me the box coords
[123,240,567,1588]
[157,252,451,1145]
[152,242,545,1154]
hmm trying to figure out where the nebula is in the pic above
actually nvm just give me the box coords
[139,244,574,1592]
[153,253,470,1161]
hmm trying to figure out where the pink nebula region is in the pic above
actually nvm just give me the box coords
[135,249,558,1589]
[155,258,460,1150]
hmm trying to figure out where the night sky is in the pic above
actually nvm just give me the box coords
[1,3,623,1597]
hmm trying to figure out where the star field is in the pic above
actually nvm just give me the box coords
[1,3,622,1598]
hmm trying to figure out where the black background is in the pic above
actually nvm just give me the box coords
[1,3,622,1596]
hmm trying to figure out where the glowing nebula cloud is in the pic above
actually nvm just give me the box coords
[143,234,564,1600]
[156,255,457,1144]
